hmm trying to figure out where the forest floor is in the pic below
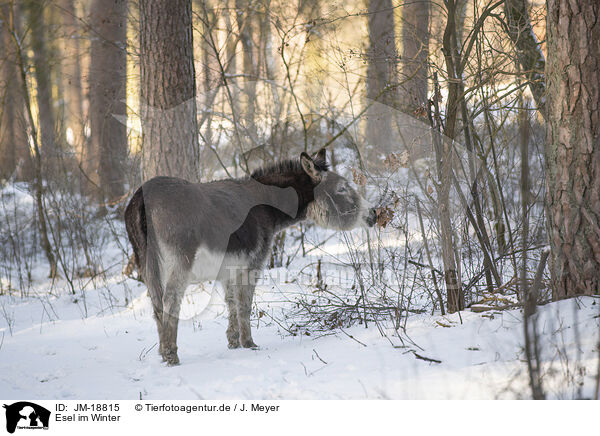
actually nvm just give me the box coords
[1,264,599,399]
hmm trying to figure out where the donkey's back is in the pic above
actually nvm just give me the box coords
[125,175,299,277]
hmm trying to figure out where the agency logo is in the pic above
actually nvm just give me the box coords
[2,402,50,434]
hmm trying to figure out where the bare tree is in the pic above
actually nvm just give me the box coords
[438,0,467,312]
[3,1,57,277]
[236,0,259,143]
[139,0,200,181]
[59,0,85,161]
[504,0,546,120]
[88,0,128,202]
[25,0,57,171]
[366,0,398,149]
[299,0,325,144]
[196,0,217,151]
[546,0,600,298]
[399,0,429,113]
[0,3,31,180]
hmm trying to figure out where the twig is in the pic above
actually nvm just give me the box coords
[407,260,443,277]
[340,328,367,347]
[410,350,442,364]
[138,343,157,361]
[415,197,445,315]
[312,348,327,365]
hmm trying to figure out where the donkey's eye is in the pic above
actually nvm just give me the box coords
[337,186,348,194]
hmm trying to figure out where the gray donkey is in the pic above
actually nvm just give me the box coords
[125,149,376,365]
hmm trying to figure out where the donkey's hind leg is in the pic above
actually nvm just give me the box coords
[144,247,167,359]
[161,258,191,365]
[153,306,166,359]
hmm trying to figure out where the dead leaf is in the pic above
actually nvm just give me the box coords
[413,105,428,118]
[399,150,409,167]
[375,206,394,228]
[352,168,367,186]
[383,151,409,171]
[384,153,400,171]
[392,192,400,208]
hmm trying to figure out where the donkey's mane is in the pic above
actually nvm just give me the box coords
[250,157,328,179]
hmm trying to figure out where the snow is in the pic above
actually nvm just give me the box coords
[1,269,598,399]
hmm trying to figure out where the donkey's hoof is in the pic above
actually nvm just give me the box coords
[228,342,240,349]
[165,356,180,366]
[242,340,258,349]
[162,351,180,366]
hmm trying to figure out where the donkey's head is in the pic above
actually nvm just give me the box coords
[301,149,376,230]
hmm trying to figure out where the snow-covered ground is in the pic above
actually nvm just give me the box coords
[1,269,598,399]
[1,183,598,400]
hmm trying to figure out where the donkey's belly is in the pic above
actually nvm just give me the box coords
[188,246,249,283]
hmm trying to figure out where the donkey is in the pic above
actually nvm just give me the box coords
[125,149,376,365]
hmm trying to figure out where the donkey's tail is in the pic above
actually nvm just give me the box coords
[125,186,148,280]
[124,186,164,311]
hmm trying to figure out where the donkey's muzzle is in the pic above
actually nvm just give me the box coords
[365,208,377,227]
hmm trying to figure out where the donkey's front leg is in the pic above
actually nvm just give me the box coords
[236,270,258,349]
[224,283,240,349]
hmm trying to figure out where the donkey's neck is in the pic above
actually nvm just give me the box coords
[249,169,315,230]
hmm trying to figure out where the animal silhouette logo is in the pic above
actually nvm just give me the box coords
[3,402,50,434]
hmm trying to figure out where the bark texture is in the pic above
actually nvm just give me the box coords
[366,0,398,148]
[400,0,429,113]
[25,0,57,170]
[89,0,128,202]
[299,0,324,147]
[236,0,258,142]
[546,0,600,298]
[504,0,546,120]
[60,0,85,159]
[439,0,465,312]
[139,0,200,181]
[0,4,32,180]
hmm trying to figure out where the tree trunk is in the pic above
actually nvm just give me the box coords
[139,0,200,181]
[236,0,258,143]
[25,0,57,173]
[60,0,85,160]
[399,0,429,113]
[88,0,128,202]
[262,0,281,124]
[439,0,465,312]
[7,2,57,277]
[299,0,324,146]
[0,3,32,180]
[546,0,600,299]
[429,74,464,314]
[504,0,546,121]
[366,0,398,149]
[198,0,216,150]
[519,88,530,298]
[222,1,240,122]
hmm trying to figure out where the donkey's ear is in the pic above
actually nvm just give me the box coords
[300,152,322,182]
[313,148,329,171]
[315,148,327,163]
